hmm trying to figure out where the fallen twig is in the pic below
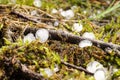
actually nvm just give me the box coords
[10,10,54,29]
[61,60,94,75]
[48,30,120,53]
[10,6,120,56]
[0,4,12,8]
[3,57,45,80]
[21,5,56,19]
[24,27,120,56]
[20,64,45,80]
[11,9,84,24]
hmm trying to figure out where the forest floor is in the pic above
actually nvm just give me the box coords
[0,0,120,80]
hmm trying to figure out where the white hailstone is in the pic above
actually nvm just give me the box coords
[31,10,38,16]
[106,1,110,4]
[33,0,42,7]
[97,10,101,14]
[9,0,16,4]
[60,11,66,17]
[51,8,58,14]
[43,68,54,77]
[35,29,49,43]
[94,68,106,80]
[73,23,83,32]
[83,10,87,14]
[71,5,77,10]
[113,68,118,73]
[40,65,59,77]
[58,8,63,12]
[82,32,95,39]
[86,61,103,73]
[79,40,92,48]
[23,33,35,43]
[54,21,59,26]
[69,78,75,80]
[60,9,74,19]
[53,64,59,72]
[89,13,96,19]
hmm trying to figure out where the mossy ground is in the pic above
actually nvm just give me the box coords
[0,0,120,80]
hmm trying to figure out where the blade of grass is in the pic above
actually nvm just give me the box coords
[93,1,120,20]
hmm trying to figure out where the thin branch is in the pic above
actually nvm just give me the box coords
[0,4,12,8]
[61,60,94,75]
[24,27,120,56]
[3,57,45,80]
[21,5,56,19]
[11,7,120,56]
[20,64,45,80]
[11,10,79,23]
[11,10,54,29]
[48,29,120,53]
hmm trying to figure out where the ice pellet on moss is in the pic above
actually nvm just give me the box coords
[40,65,59,77]
[94,68,106,80]
[23,33,35,43]
[86,61,103,73]
[60,9,74,19]
[31,10,38,16]
[51,8,58,14]
[82,32,95,39]
[71,5,77,10]
[35,28,49,43]
[33,0,42,7]
[79,40,92,48]
[73,23,83,32]
[42,68,53,77]
[54,21,59,26]
[9,0,16,4]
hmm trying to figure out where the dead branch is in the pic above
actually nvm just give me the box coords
[20,64,45,80]
[24,27,120,56]
[21,5,56,19]
[61,60,94,75]
[3,57,45,80]
[48,30,120,53]
[0,4,12,9]
[11,9,79,23]
[11,10,55,29]
[10,6,120,55]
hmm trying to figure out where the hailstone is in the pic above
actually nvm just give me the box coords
[73,23,83,32]
[23,33,35,43]
[86,61,103,73]
[79,40,92,48]
[33,0,42,7]
[40,64,59,77]
[82,32,95,39]
[60,9,74,19]
[94,68,106,80]
[35,29,49,43]
[51,8,58,14]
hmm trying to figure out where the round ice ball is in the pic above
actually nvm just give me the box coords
[35,29,49,43]
[86,61,103,73]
